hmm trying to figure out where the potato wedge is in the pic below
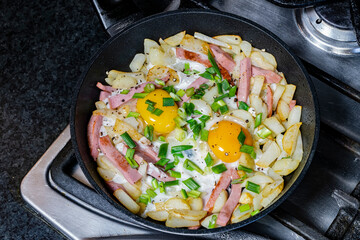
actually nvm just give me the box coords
[164,198,191,211]
[122,182,141,200]
[272,85,285,110]
[164,31,186,46]
[147,210,169,221]
[263,116,286,136]
[213,35,242,45]
[261,182,284,208]
[113,119,150,144]
[148,47,166,66]
[256,141,281,167]
[212,190,228,213]
[239,192,253,204]
[276,99,290,121]
[282,122,302,155]
[250,51,275,71]
[250,76,265,96]
[113,189,140,214]
[144,38,160,62]
[238,153,255,169]
[287,106,302,129]
[129,53,146,72]
[273,158,300,176]
[169,209,207,221]
[281,84,296,104]
[292,133,303,162]
[231,204,253,223]
[187,197,203,211]
[180,34,209,54]
[240,40,252,57]
[166,214,199,228]
[201,214,219,229]
[97,167,115,181]
[194,32,231,48]
[155,202,165,211]
[227,109,255,130]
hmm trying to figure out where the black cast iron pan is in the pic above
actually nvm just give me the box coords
[70,9,319,235]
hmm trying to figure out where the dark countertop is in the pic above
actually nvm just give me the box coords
[0,0,107,238]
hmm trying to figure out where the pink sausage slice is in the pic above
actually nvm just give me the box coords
[237,58,252,104]
[266,85,273,117]
[96,82,116,92]
[106,180,125,192]
[210,44,235,73]
[176,48,211,67]
[147,163,176,182]
[289,100,296,110]
[99,135,142,184]
[252,66,282,83]
[87,115,103,160]
[99,91,111,101]
[180,77,209,105]
[216,183,242,226]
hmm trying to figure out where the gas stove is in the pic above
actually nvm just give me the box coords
[21,0,360,239]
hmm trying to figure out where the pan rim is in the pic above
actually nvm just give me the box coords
[70,8,320,235]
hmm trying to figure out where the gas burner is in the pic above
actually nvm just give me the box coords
[295,3,360,55]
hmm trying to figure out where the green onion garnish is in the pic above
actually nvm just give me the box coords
[132,92,148,99]
[159,182,165,193]
[139,194,150,204]
[151,178,159,189]
[251,210,260,216]
[204,153,214,167]
[163,85,175,94]
[158,143,168,158]
[174,116,187,127]
[144,125,154,141]
[120,89,130,94]
[199,115,210,122]
[240,145,254,154]
[164,180,179,187]
[183,159,194,171]
[251,151,257,159]
[120,132,136,148]
[192,124,202,138]
[208,215,217,229]
[145,99,156,106]
[238,165,253,173]
[165,162,175,171]
[239,204,251,212]
[217,82,223,94]
[181,189,188,199]
[222,80,230,91]
[152,108,163,116]
[171,145,193,154]
[155,78,165,86]
[176,89,185,97]
[146,189,157,198]
[170,92,181,102]
[127,111,140,118]
[168,170,181,178]
[211,101,220,112]
[207,50,222,80]
[200,129,209,141]
[125,156,139,169]
[231,178,244,184]
[185,87,195,97]
[228,86,237,97]
[183,102,195,115]
[219,105,229,114]
[184,159,204,175]
[194,110,203,115]
[282,156,291,159]
[177,108,187,119]
[188,190,202,198]
[144,83,155,93]
[183,178,200,190]
[255,113,262,128]
[163,97,175,106]
[158,136,166,142]
[199,71,214,80]
[173,152,184,158]
[147,104,155,112]
[214,93,229,102]
[155,158,170,167]
[174,156,180,165]
[237,129,246,146]
[212,163,227,174]
[257,127,272,139]
[126,148,135,159]
[246,181,260,194]
[238,101,249,111]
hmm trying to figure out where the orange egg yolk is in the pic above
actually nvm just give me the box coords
[207,120,253,163]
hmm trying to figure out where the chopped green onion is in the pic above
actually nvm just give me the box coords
[155,78,165,86]
[200,129,209,141]
[174,116,187,127]
[184,62,190,70]
[183,178,200,190]
[168,170,181,178]
[238,165,253,173]
[231,178,244,184]
[171,145,193,153]
[199,115,210,122]
[207,50,222,80]
[132,92,148,99]
[204,153,214,167]
[176,89,185,97]
[217,82,223,94]
[239,204,251,212]
[188,190,202,198]
[282,156,291,159]
[194,110,203,115]
[208,215,217,229]
[158,143,168,158]
[222,80,230,91]
[174,156,179,165]
[120,132,136,148]
[228,86,237,97]
[237,129,246,146]
[177,108,187,119]
[219,105,229,114]
[251,210,260,216]
[147,104,155,112]
[199,71,214,80]
[125,156,139,169]
[255,113,262,128]
[214,93,229,102]
[175,129,186,142]
[145,99,156,106]
[152,108,163,116]
[251,151,257,159]
[127,111,140,118]
[211,101,220,112]
[212,163,227,174]
[165,162,175,171]
[173,153,184,158]
[144,125,154,141]
[164,180,179,187]
[192,124,202,138]
[144,83,155,93]
[183,102,195,115]
[151,178,159,189]
[257,127,272,138]
[240,145,254,154]
[170,92,181,102]
[146,189,157,198]
[163,85,175,94]
[120,89,130,94]
[126,148,135,159]
[185,87,195,97]
[163,97,175,106]
[204,166,212,175]
[183,159,194,171]
[246,181,260,194]
[181,189,188,199]
[184,159,204,175]
[155,158,170,166]
[157,136,165,142]
[159,182,165,193]
[139,194,150,204]
[238,101,249,111]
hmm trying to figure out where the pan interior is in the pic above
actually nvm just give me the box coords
[71,10,318,235]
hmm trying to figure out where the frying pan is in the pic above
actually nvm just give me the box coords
[70,9,319,235]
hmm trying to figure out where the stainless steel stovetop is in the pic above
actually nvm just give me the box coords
[21,0,360,239]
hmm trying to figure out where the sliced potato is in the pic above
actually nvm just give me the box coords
[292,133,303,162]
[147,210,169,221]
[231,204,253,223]
[238,153,255,169]
[164,31,186,46]
[129,53,146,72]
[240,40,252,57]
[166,214,199,228]
[201,214,219,229]
[287,106,302,129]
[263,116,286,136]
[279,72,287,85]
[122,182,141,200]
[281,84,296,104]
[251,76,265,96]
[213,35,242,45]
[212,190,228,213]
[273,158,300,176]
[148,47,165,66]
[111,76,137,89]
[242,173,274,188]
[190,99,212,116]
[164,198,191,211]
[228,109,255,130]
[155,202,165,211]
[97,167,115,181]
[169,209,207,221]
[107,70,146,87]
[272,85,286,110]
[239,192,253,204]
[250,51,275,71]
[262,139,273,152]
[249,94,264,115]
[113,119,149,144]
[144,39,160,57]
[147,65,179,85]
[194,32,231,49]
[202,86,218,105]
[276,99,290,121]
[95,101,107,110]
[187,197,203,211]
[253,48,277,68]
[113,189,140,214]
[282,122,302,155]
[180,34,209,54]
[256,141,281,167]
[261,182,284,208]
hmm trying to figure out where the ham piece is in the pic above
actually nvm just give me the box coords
[216,183,242,226]
[179,77,209,104]
[87,115,103,160]
[204,168,238,212]
[266,85,273,117]
[209,44,235,73]
[99,91,111,101]
[176,48,211,67]
[97,82,116,92]
[289,100,296,110]
[252,66,282,83]
[237,58,252,104]
[106,181,124,192]
[99,135,142,184]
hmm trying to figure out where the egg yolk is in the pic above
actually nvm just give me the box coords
[207,120,253,163]
[137,89,178,134]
